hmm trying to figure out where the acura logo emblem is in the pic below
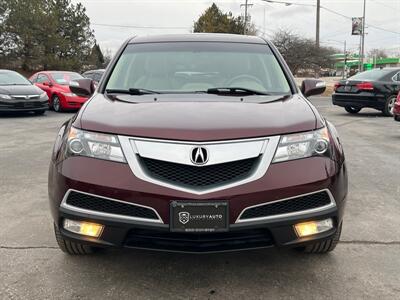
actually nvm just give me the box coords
[190,147,209,165]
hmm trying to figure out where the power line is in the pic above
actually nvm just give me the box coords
[91,23,189,30]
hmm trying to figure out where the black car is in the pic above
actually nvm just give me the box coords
[0,69,49,114]
[332,68,400,116]
[82,69,105,83]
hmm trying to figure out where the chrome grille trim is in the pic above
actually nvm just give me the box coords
[235,189,337,224]
[60,189,164,224]
[119,135,281,195]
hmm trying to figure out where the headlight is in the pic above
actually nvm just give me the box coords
[66,127,126,162]
[62,92,77,97]
[39,92,48,99]
[272,127,330,163]
[0,94,12,100]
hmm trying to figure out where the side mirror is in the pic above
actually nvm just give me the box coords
[301,79,326,97]
[69,78,95,97]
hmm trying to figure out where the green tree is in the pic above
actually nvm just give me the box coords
[193,3,257,35]
[87,43,105,68]
[0,0,95,71]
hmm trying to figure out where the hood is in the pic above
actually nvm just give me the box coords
[78,94,320,141]
[0,84,43,95]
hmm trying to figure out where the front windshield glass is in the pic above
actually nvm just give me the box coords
[51,72,83,85]
[106,42,291,94]
[0,71,31,86]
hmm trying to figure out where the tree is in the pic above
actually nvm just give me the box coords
[272,29,337,75]
[368,48,388,59]
[193,3,257,35]
[87,43,105,68]
[0,0,95,71]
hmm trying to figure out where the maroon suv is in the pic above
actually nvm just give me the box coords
[49,34,347,255]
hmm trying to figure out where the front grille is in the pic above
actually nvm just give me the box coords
[140,157,259,189]
[124,228,273,252]
[65,191,159,220]
[240,191,332,220]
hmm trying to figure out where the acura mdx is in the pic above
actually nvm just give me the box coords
[49,34,348,255]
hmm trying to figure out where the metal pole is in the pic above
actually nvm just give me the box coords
[316,0,320,47]
[244,0,248,35]
[360,0,366,71]
[343,40,346,79]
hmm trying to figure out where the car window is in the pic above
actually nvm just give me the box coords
[349,69,395,81]
[393,72,400,82]
[106,42,291,94]
[83,72,93,79]
[50,72,83,85]
[94,73,102,82]
[37,74,50,83]
[0,71,31,85]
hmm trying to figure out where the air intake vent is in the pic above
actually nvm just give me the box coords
[239,191,332,220]
[65,191,159,220]
[140,157,259,189]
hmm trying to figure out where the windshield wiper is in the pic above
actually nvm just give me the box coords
[206,87,269,96]
[105,88,160,95]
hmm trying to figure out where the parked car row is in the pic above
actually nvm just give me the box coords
[0,68,104,115]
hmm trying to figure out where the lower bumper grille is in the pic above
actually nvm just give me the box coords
[65,191,159,220]
[140,157,259,189]
[124,228,273,252]
[239,191,333,221]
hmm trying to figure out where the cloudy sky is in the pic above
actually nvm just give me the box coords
[74,0,399,56]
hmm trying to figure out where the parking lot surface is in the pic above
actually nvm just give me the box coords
[1,97,399,299]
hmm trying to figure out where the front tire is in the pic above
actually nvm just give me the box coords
[52,95,62,112]
[383,95,396,117]
[54,223,97,255]
[345,106,361,114]
[297,223,342,254]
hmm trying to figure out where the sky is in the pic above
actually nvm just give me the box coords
[73,0,400,57]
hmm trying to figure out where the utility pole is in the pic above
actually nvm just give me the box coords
[316,0,320,47]
[343,40,347,79]
[241,0,253,35]
[360,0,367,71]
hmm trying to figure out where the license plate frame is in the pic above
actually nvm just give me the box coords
[170,201,229,233]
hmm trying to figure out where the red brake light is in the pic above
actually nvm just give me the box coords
[396,92,400,104]
[334,83,340,91]
[356,82,374,91]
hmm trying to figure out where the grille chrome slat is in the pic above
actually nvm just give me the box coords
[61,190,163,223]
[236,190,336,223]
[119,136,281,195]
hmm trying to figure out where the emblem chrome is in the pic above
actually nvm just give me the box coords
[178,212,190,224]
[190,147,209,165]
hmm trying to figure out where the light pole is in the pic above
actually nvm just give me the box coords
[360,0,367,71]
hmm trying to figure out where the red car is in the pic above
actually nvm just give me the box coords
[49,34,347,255]
[394,91,400,121]
[29,71,89,112]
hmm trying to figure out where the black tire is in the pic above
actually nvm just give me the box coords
[33,110,45,115]
[52,95,62,112]
[382,95,396,117]
[297,223,342,254]
[345,106,361,114]
[54,223,97,255]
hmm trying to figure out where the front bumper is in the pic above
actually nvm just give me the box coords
[62,95,89,110]
[0,99,48,112]
[49,155,347,253]
[332,92,385,109]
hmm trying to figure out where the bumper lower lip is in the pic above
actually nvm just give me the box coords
[57,188,340,253]
[332,93,385,109]
[0,101,48,112]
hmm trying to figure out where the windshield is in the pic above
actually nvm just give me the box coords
[349,69,394,81]
[51,72,83,85]
[106,42,291,95]
[0,71,31,86]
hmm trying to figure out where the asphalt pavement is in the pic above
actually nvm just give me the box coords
[1,97,399,299]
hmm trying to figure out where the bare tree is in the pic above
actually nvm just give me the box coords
[367,48,388,59]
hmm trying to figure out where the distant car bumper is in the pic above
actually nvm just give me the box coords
[0,100,48,112]
[332,92,386,109]
[62,95,89,110]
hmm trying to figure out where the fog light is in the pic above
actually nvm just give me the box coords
[294,218,333,237]
[63,219,104,238]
